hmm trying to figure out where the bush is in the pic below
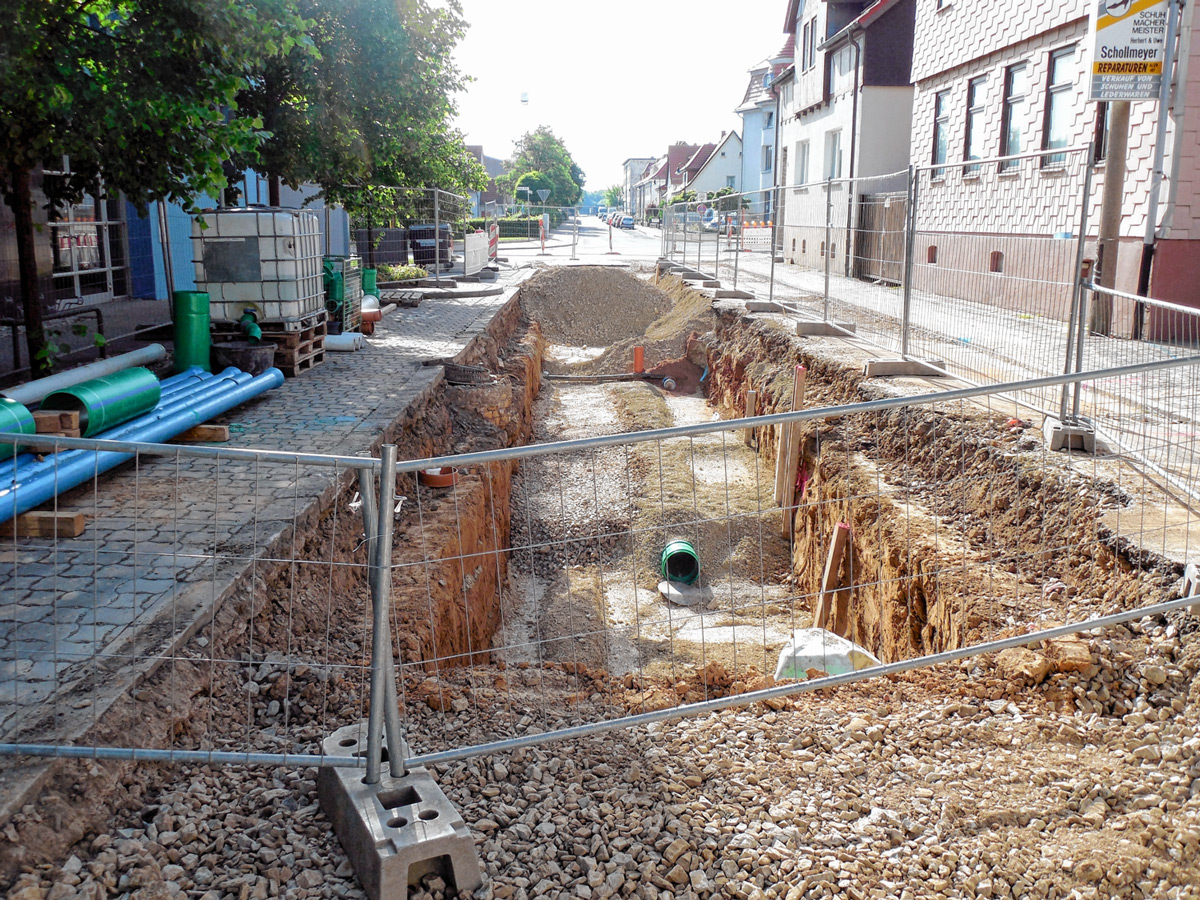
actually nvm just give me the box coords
[377,263,427,282]
[464,212,565,237]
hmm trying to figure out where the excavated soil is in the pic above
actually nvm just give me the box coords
[4,269,1200,900]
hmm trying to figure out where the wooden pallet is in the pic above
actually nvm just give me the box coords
[211,312,327,376]
[276,348,325,378]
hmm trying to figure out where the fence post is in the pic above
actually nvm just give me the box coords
[433,189,442,287]
[901,165,917,358]
[1061,147,1096,421]
[359,445,405,783]
[824,177,833,322]
[769,188,779,306]
[733,197,742,290]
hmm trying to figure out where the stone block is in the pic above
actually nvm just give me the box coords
[317,723,482,900]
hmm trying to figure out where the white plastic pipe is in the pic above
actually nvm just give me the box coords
[325,332,366,352]
[1,344,167,406]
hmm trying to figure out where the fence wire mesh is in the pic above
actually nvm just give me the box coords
[5,359,1196,769]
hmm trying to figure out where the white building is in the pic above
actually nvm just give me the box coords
[681,131,744,198]
[737,36,795,208]
[621,157,656,214]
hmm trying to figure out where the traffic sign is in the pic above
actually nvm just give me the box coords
[696,203,708,215]
[536,189,551,202]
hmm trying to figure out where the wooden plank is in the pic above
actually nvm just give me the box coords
[773,365,807,508]
[1185,563,1199,618]
[169,424,230,444]
[743,390,758,446]
[812,522,851,631]
[777,366,808,537]
[0,511,86,539]
[32,410,80,434]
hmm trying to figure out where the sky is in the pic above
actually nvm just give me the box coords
[450,0,791,192]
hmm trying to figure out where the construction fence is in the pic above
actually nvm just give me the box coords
[663,146,1200,501]
[2,357,1198,774]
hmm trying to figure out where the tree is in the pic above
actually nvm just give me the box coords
[514,171,554,206]
[1,0,309,376]
[234,0,486,209]
[603,185,622,208]
[495,127,584,207]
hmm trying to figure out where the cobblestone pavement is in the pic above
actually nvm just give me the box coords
[0,271,528,745]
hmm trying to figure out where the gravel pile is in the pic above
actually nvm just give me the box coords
[6,615,1198,900]
[518,269,672,348]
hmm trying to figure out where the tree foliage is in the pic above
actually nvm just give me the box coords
[235,0,486,211]
[603,185,622,208]
[495,127,584,207]
[1,0,311,375]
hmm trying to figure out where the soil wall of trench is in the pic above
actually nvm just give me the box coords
[704,307,1184,665]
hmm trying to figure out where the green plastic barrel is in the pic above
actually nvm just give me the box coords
[41,367,163,437]
[0,397,35,460]
[362,267,377,296]
[661,539,700,585]
[173,290,211,374]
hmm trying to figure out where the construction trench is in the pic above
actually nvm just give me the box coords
[4,266,1200,899]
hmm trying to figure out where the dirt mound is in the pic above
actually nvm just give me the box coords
[518,267,672,347]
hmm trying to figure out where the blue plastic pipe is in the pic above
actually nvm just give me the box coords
[0,368,235,482]
[0,369,257,486]
[0,367,283,523]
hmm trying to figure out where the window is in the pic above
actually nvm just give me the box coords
[782,81,794,107]
[796,140,810,185]
[824,130,842,179]
[1000,62,1029,170]
[801,17,819,71]
[964,75,987,174]
[765,111,774,129]
[763,144,773,172]
[932,89,950,176]
[780,147,788,186]
[43,168,128,304]
[926,245,938,264]
[1042,46,1075,166]
[726,175,736,189]
[989,250,1004,273]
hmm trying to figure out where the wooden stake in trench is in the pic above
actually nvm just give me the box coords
[743,389,758,446]
[774,365,807,537]
[812,521,851,634]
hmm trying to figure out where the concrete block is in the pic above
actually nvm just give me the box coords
[702,280,721,288]
[862,358,946,378]
[794,321,857,337]
[1042,416,1096,454]
[715,289,754,299]
[1184,563,1199,617]
[318,723,482,900]
[746,300,787,313]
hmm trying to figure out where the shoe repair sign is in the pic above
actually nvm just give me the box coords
[1089,0,1171,101]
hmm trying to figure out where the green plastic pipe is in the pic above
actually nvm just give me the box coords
[661,539,700,585]
[40,367,163,437]
[238,309,263,342]
[173,291,211,373]
[362,267,377,296]
[0,398,35,460]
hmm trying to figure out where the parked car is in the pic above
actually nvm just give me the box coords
[619,215,634,229]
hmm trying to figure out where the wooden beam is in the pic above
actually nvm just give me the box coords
[0,510,86,539]
[777,366,808,537]
[813,522,851,631]
[773,365,807,509]
[168,424,231,444]
[32,410,81,438]
[743,390,757,447]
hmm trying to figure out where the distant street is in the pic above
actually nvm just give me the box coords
[498,215,664,266]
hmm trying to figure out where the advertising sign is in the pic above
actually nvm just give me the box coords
[1089,0,1171,102]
